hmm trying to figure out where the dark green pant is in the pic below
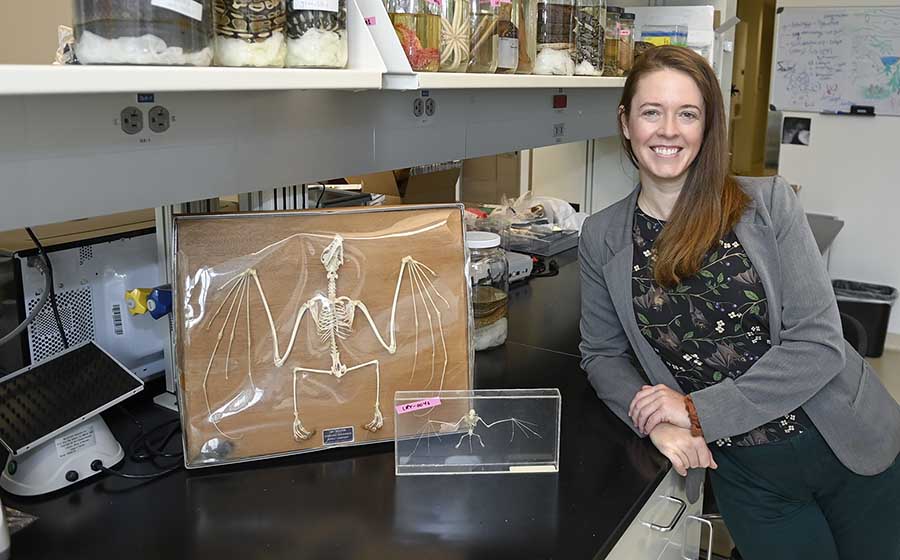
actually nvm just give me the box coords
[709,424,900,560]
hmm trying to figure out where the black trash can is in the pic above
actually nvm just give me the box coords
[832,280,899,357]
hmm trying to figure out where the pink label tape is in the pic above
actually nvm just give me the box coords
[364,16,376,25]
[396,398,441,415]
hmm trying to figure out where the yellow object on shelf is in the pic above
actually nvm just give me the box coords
[125,288,152,315]
[640,24,688,47]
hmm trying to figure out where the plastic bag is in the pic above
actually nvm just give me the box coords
[498,191,588,234]
[174,205,474,467]
[6,506,38,535]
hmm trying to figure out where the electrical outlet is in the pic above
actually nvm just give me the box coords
[120,107,143,135]
[413,98,424,118]
[148,106,170,133]
[553,123,565,137]
[424,97,436,117]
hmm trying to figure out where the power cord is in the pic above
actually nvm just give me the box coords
[315,185,327,208]
[92,460,181,480]
[0,254,50,348]
[93,410,183,480]
[24,227,69,349]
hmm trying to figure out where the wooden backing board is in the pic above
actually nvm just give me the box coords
[174,205,472,466]
[0,209,156,252]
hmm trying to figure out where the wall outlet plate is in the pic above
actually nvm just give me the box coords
[148,106,170,133]
[120,107,143,135]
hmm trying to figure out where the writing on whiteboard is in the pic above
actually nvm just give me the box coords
[773,7,900,116]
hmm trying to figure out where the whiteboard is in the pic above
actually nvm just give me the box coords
[772,6,900,116]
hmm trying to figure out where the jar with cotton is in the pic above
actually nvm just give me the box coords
[214,0,287,67]
[573,0,604,76]
[73,0,214,65]
[286,0,348,68]
[534,0,574,75]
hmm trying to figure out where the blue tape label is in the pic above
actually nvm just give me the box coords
[323,426,354,446]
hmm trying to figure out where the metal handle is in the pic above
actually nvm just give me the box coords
[642,495,687,532]
[681,514,716,560]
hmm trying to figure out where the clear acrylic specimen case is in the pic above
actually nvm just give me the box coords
[174,205,474,467]
[394,389,561,475]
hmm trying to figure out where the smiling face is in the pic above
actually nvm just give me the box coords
[621,69,705,191]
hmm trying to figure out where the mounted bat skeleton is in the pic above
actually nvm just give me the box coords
[202,233,450,441]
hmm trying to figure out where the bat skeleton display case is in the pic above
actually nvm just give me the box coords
[174,205,473,467]
[394,389,562,475]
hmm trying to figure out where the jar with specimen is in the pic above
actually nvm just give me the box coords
[603,5,621,76]
[214,0,287,67]
[389,0,441,72]
[495,0,520,74]
[467,232,509,350]
[468,0,498,73]
[286,0,348,67]
[513,0,537,73]
[72,0,214,65]
[618,11,634,74]
[534,0,574,75]
[440,0,471,72]
[573,0,604,76]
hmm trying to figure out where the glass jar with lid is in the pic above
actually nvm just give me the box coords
[534,0,575,75]
[215,0,287,67]
[514,0,537,74]
[618,11,634,74]
[286,0,349,68]
[573,0,604,76]
[439,0,471,72]
[389,0,442,72]
[603,5,621,76]
[495,0,520,74]
[467,232,509,351]
[468,0,499,73]
[72,0,214,65]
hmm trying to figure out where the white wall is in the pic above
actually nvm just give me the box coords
[530,142,590,208]
[529,137,639,213]
[0,1,71,64]
[775,0,900,336]
[589,137,640,213]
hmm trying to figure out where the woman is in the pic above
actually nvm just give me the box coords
[578,46,900,559]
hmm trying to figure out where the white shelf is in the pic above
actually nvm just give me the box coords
[0,64,626,95]
[388,72,627,90]
[0,65,384,95]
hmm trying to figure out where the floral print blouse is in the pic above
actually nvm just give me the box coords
[632,206,809,447]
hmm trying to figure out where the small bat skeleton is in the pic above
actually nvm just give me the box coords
[408,408,541,456]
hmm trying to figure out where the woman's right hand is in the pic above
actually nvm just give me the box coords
[648,423,719,476]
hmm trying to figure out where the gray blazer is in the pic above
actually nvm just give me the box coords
[579,175,900,480]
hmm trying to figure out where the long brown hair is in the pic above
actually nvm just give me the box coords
[618,46,749,288]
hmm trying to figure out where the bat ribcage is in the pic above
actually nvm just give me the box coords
[310,297,357,344]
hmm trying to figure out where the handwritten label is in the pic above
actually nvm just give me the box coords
[151,0,204,21]
[619,29,632,37]
[55,425,97,459]
[365,16,376,25]
[396,398,441,415]
[426,0,443,7]
[323,426,354,445]
[294,0,339,12]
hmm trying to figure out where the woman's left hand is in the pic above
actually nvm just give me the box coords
[629,384,692,435]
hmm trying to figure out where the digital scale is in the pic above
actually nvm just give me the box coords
[0,341,143,496]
